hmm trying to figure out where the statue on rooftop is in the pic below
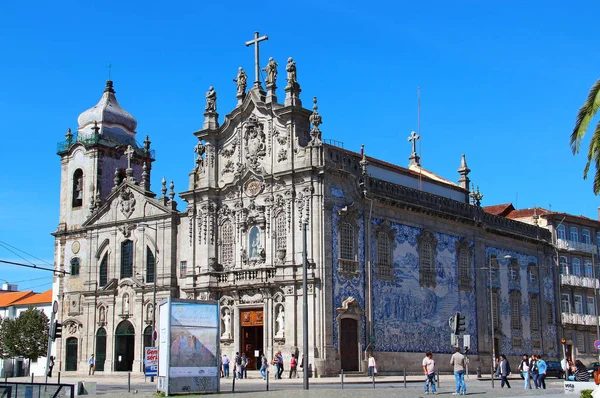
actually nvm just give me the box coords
[263,57,278,87]
[286,57,297,86]
[205,86,217,112]
[233,67,248,96]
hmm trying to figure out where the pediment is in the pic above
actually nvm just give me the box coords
[83,182,174,228]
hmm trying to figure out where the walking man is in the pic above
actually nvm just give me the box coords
[496,354,512,388]
[536,355,547,389]
[88,354,95,375]
[260,354,268,380]
[422,351,437,395]
[222,354,230,378]
[450,347,466,395]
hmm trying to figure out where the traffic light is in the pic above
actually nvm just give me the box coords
[454,312,466,335]
[51,321,62,341]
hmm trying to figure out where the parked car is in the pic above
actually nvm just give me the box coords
[587,361,600,377]
[546,361,565,378]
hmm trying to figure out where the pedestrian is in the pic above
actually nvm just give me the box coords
[47,356,55,377]
[450,347,466,395]
[288,354,298,378]
[277,350,284,379]
[530,354,539,388]
[222,354,230,378]
[260,354,268,380]
[272,353,280,379]
[536,354,547,389]
[573,360,590,382]
[240,353,248,379]
[518,354,531,389]
[88,354,95,375]
[234,352,242,379]
[495,354,512,388]
[422,351,437,395]
[368,354,377,378]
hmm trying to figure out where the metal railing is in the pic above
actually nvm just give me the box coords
[57,132,156,159]
[557,238,598,254]
[560,273,600,288]
[0,381,74,398]
[561,312,599,326]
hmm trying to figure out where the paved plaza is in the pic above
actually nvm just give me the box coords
[4,371,570,397]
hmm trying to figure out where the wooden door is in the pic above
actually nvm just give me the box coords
[340,318,358,371]
[240,309,263,370]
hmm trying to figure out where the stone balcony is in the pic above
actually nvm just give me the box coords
[557,238,598,254]
[560,274,600,289]
[561,312,599,326]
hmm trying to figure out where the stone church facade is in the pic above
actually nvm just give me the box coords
[52,52,559,375]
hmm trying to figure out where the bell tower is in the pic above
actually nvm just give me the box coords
[56,80,154,231]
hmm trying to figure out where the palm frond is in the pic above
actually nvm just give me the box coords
[571,79,600,154]
[592,120,600,194]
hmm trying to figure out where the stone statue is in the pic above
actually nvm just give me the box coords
[99,307,105,324]
[194,141,206,157]
[147,304,153,321]
[123,294,130,314]
[275,306,285,337]
[233,67,248,96]
[222,308,232,339]
[205,86,217,112]
[286,57,297,86]
[262,57,278,87]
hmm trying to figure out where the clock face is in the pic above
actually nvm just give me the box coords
[245,179,262,197]
[72,241,80,254]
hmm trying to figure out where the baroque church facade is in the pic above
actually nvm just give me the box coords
[52,44,560,375]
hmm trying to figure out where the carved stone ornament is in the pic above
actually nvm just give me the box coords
[245,179,263,197]
[119,188,136,218]
[118,224,137,238]
[240,290,263,304]
[244,115,266,171]
[336,296,364,317]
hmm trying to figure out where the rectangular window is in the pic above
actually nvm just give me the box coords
[585,260,593,278]
[560,256,568,275]
[558,225,566,240]
[458,248,472,291]
[99,255,108,287]
[597,231,600,248]
[573,259,581,276]
[120,240,133,279]
[146,247,155,283]
[510,292,522,330]
[577,332,586,353]
[583,229,591,245]
[546,301,554,324]
[571,227,579,243]
[340,222,355,260]
[530,295,540,331]
[276,214,287,251]
[561,293,571,313]
[588,297,596,316]
[574,295,583,314]
[179,261,187,278]
[492,290,500,328]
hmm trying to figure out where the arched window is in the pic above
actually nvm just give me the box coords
[146,246,155,283]
[275,213,287,251]
[99,254,108,287]
[72,169,83,208]
[120,240,133,279]
[70,258,80,276]
[557,224,566,240]
[221,221,234,267]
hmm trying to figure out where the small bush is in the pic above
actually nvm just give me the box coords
[581,389,593,398]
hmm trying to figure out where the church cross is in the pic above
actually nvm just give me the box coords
[245,31,268,86]
[408,131,420,154]
[124,145,134,169]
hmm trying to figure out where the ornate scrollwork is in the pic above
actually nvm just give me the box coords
[119,188,136,218]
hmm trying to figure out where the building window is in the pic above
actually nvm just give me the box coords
[418,230,437,288]
[490,255,499,279]
[528,263,537,284]
[509,259,519,282]
[275,213,286,251]
[597,231,600,248]
[376,232,393,279]
[510,291,522,330]
[546,301,554,324]
[557,224,566,240]
[583,229,591,245]
[120,240,133,279]
[492,289,500,328]
[220,220,234,267]
[99,254,108,287]
[179,261,187,278]
[585,260,593,278]
[587,296,596,316]
[530,295,540,331]
[340,222,355,260]
[457,240,472,291]
[571,226,579,243]
[573,258,581,276]
[577,332,586,353]
[561,293,571,313]
[574,295,583,314]
[72,169,83,208]
[146,247,155,283]
[560,256,568,275]
[70,258,80,276]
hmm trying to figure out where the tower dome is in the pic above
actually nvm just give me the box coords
[77,80,138,146]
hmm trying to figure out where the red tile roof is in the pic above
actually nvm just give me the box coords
[0,291,35,307]
[506,207,552,220]
[482,203,514,217]
[13,289,52,306]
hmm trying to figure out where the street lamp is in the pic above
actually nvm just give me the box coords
[482,254,511,388]
[138,223,158,347]
[302,216,309,390]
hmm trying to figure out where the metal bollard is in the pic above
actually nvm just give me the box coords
[57,372,61,384]
[341,369,344,389]
[266,370,269,391]
[31,373,34,383]
[232,372,236,392]
[404,367,407,388]
[372,370,375,388]
[128,372,131,392]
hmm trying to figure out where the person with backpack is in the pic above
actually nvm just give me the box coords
[240,353,248,379]
[289,354,298,378]
[530,354,539,388]
[277,351,284,379]
[234,352,242,380]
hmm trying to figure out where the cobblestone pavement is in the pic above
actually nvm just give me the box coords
[3,372,569,397]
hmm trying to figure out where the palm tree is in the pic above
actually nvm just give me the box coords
[571,78,600,194]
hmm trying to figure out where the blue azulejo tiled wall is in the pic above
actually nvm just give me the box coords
[371,219,477,354]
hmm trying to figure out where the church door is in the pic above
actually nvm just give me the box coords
[240,309,264,370]
[95,328,107,372]
[115,321,135,371]
[65,337,78,371]
[340,318,359,371]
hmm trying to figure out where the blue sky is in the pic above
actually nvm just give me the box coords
[1,1,599,290]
